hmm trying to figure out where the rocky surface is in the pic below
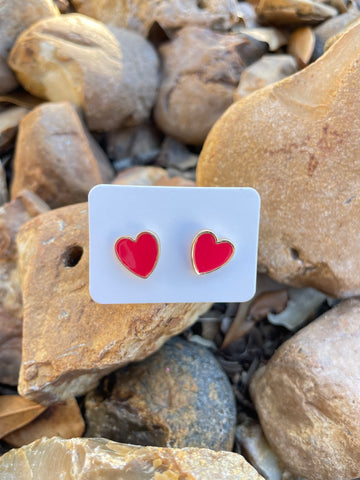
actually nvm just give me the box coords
[9,14,159,132]
[154,27,267,145]
[3,399,85,447]
[71,0,238,36]
[0,437,265,479]
[197,22,360,298]
[250,298,360,480]
[0,191,49,320]
[0,0,59,94]
[10,102,112,208]
[85,336,236,450]
[0,307,22,385]
[17,203,210,405]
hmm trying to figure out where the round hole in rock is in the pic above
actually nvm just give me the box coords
[62,245,83,267]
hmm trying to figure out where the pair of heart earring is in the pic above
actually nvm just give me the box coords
[114,230,235,279]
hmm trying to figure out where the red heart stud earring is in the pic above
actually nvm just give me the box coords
[191,230,235,275]
[115,231,160,278]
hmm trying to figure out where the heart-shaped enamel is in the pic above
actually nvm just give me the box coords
[115,232,159,278]
[192,231,234,275]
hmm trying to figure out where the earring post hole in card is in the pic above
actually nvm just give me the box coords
[88,185,260,304]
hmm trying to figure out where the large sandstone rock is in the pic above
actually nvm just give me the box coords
[85,337,236,451]
[197,22,360,298]
[0,437,264,479]
[154,27,267,145]
[0,190,49,320]
[0,0,59,94]
[9,14,159,132]
[17,203,210,405]
[250,298,360,480]
[71,0,238,37]
[10,102,112,208]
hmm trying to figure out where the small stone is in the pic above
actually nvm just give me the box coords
[107,123,162,170]
[112,166,168,186]
[85,336,236,450]
[250,298,360,480]
[0,163,8,206]
[9,14,159,132]
[10,102,112,208]
[197,22,360,297]
[71,0,238,37]
[234,54,298,100]
[287,27,315,68]
[3,399,85,447]
[0,191,49,320]
[256,0,337,26]
[0,306,22,385]
[0,0,59,94]
[155,176,196,186]
[157,137,199,171]
[154,27,267,145]
[0,437,265,479]
[17,203,211,405]
[0,107,28,154]
[238,27,288,52]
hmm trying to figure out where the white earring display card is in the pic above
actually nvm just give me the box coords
[88,185,260,304]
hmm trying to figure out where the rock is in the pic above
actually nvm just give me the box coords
[0,437,265,479]
[155,176,196,186]
[197,22,360,298]
[234,55,298,100]
[17,203,211,405]
[0,0,59,94]
[157,137,199,171]
[10,102,112,209]
[0,163,7,206]
[250,298,360,480]
[0,306,22,385]
[287,27,315,68]
[238,27,288,52]
[154,27,267,146]
[85,336,236,450]
[9,14,159,132]
[0,107,28,154]
[0,190,49,320]
[107,123,162,171]
[3,399,85,447]
[71,0,238,37]
[312,9,360,60]
[112,166,168,186]
[256,0,337,26]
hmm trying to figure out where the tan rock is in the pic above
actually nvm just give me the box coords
[10,102,112,209]
[154,27,267,145]
[3,399,85,447]
[17,203,210,405]
[0,190,49,320]
[238,27,288,51]
[0,437,265,479]
[256,0,337,26]
[0,0,59,94]
[112,166,168,186]
[155,176,195,187]
[250,298,360,480]
[0,106,28,154]
[9,14,159,132]
[71,0,238,37]
[197,22,360,298]
[287,27,315,68]
[0,306,22,385]
[234,54,298,100]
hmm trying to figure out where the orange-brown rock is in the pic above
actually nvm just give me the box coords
[17,203,210,405]
[0,307,22,385]
[0,191,49,320]
[112,166,168,186]
[197,23,360,298]
[71,0,238,37]
[250,299,360,480]
[256,0,336,26]
[0,437,265,479]
[10,102,112,208]
[0,0,59,94]
[9,14,159,132]
[3,399,85,447]
[154,27,267,145]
